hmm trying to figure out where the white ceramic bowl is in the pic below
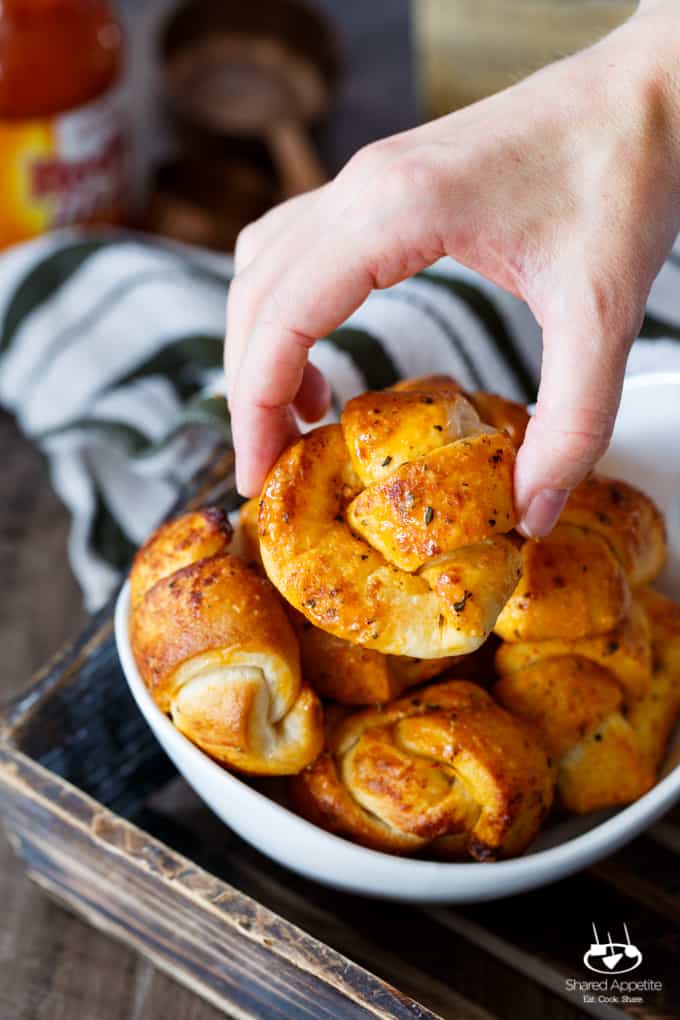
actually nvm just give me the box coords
[114,372,680,903]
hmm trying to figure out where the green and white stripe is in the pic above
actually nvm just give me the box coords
[1,229,678,609]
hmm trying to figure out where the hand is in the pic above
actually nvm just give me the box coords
[225,2,680,536]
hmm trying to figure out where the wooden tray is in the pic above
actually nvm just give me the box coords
[2,449,680,1020]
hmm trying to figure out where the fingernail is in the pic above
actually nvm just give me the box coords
[234,452,255,498]
[235,470,256,499]
[518,488,569,538]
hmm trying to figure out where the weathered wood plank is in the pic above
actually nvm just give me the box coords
[0,411,85,707]
[0,748,449,1020]
[591,838,680,927]
[439,844,680,1020]
[140,779,680,1020]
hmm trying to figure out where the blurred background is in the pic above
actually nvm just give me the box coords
[0,0,636,255]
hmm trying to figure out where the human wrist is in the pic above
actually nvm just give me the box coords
[614,7,680,179]
[631,0,680,57]
[636,0,677,13]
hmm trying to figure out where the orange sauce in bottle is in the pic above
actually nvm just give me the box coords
[0,0,128,248]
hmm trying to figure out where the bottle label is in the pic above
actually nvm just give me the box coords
[0,84,128,249]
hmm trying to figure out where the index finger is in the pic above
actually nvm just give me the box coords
[229,153,453,495]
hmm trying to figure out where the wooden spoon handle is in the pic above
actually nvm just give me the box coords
[267,119,326,197]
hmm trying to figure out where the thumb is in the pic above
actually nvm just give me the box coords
[514,288,638,537]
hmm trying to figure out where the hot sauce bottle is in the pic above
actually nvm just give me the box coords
[0,0,128,249]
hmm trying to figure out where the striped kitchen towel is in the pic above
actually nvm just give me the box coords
[1,229,679,610]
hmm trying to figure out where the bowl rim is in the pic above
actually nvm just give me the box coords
[621,370,680,391]
[115,579,680,893]
[115,369,680,897]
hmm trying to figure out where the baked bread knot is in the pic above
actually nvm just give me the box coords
[627,588,680,775]
[292,616,462,705]
[129,510,323,775]
[494,656,654,814]
[259,384,522,658]
[493,472,665,644]
[559,475,667,588]
[391,374,530,448]
[229,496,263,570]
[129,507,233,609]
[494,587,680,812]
[291,679,555,859]
[494,523,631,642]
[235,497,458,704]
[495,598,652,703]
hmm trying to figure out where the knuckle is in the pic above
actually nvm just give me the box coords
[530,415,613,472]
[258,287,289,330]
[380,148,444,206]
[227,266,255,313]
[234,221,261,269]
[562,429,610,469]
[227,269,243,302]
[258,291,315,350]
[224,324,242,367]
[340,138,402,181]
[363,242,418,290]
[226,274,245,322]
[577,274,644,348]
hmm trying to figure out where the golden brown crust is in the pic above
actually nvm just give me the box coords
[386,653,464,694]
[390,374,463,395]
[494,524,630,642]
[346,432,516,572]
[131,554,298,709]
[495,598,652,703]
[129,514,324,776]
[557,713,653,815]
[130,551,323,774]
[230,496,264,571]
[259,385,521,658]
[626,588,680,775]
[129,508,232,609]
[237,498,457,704]
[493,588,679,811]
[494,656,654,813]
[467,392,530,449]
[290,680,555,860]
[342,386,485,488]
[637,587,680,655]
[560,475,667,587]
[389,375,529,448]
[495,657,623,758]
[295,621,398,704]
[291,612,456,704]
[419,536,522,643]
